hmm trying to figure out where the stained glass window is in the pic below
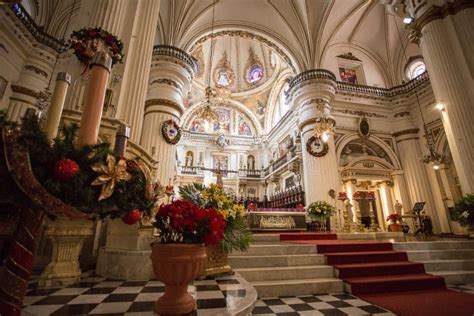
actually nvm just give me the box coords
[406,59,426,80]
[248,65,263,83]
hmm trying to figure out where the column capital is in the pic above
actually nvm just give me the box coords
[288,69,337,104]
[152,45,197,80]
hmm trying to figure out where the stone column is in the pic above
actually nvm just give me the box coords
[115,0,161,143]
[391,171,412,213]
[406,1,474,194]
[394,129,441,232]
[6,49,55,121]
[289,70,340,206]
[140,46,195,184]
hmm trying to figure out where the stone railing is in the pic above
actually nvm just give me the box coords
[238,169,262,178]
[289,69,337,91]
[179,165,204,176]
[152,45,198,74]
[336,71,430,98]
[8,3,68,53]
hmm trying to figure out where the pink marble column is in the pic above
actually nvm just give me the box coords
[77,52,112,146]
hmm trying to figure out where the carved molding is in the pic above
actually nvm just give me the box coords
[337,52,361,62]
[334,109,387,118]
[149,78,181,91]
[392,128,420,138]
[10,84,38,98]
[24,64,48,78]
[145,98,183,115]
[394,111,410,118]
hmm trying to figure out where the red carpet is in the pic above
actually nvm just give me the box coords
[279,232,337,241]
[285,238,474,315]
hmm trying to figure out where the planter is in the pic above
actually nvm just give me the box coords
[388,223,402,232]
[199,244,232,278]
[38,218,94,288]
[150,243,206,315]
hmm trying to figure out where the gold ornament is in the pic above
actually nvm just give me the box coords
[91,154,132,201]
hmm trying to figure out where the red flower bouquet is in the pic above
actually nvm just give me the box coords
[353,191,363,200]
[154,200,226,246]
[337,192,348,201]
[387,213,401,223]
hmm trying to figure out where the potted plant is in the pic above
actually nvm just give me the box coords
[387,213,402,232]
[151,199,226,315]
[451,194,474,235]
[307,201,336,231]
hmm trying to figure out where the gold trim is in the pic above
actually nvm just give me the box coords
[10,84,38,98]
[145,98,183,115]
[24,64,48,78]
[143,110,180,121]
[149,78,181,91]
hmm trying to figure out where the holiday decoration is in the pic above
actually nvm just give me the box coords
[337,191,348,201]
[122,209,142,225]
[91,154,132,201]
[69,27,124,67]
[306,135,329,157]
[54,158,80,181]
[161,119,181,144]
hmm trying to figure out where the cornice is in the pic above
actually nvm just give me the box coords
[152,45,197,78]
[10,84,38,98]
[145,98,183,116]
[392,128,420,138]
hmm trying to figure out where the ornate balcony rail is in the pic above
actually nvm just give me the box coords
[336,71,430,98]
[289,69,337,91]
[9,3,68,53]
[152,45,198,74]
[238,169,261,178]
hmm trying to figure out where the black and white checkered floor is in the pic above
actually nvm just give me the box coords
[22,273,474,315]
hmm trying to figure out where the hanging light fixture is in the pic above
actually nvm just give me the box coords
[393,15,447,170]
[196,0,218,123]
[313,99,336,142]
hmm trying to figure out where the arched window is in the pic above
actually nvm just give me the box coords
[406,59,426,80]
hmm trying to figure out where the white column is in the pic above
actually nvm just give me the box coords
[89,0,127,35]
[391,171,412,214]
[409,2,474,194]
[116,0,161,143]
[395,129,441,232]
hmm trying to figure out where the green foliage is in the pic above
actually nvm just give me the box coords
[14,113,154,219]
[451,194,474,230]
[307,201,336,221]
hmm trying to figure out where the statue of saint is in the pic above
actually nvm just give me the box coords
[394,200,403,215]
[344,199,354,222]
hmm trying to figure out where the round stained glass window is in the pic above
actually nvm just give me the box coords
[248,66,263,83]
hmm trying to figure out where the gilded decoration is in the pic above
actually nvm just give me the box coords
[145,98,183,115]
[213,51,235,88]
[150,78,181,91]
[161,119,182,145]
[11,84,39,98]
[192,45,204,78]
[306,136,329,158]
[245,47,264,86]
[335,109,387,118]
[337,52,361,62]
[24,65,48,78]
[394,111,410,118]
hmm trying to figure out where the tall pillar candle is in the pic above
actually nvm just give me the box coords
[77,52,112,147]
[114,123,130,157]
[44,72,71,141]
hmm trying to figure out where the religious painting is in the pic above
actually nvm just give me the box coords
[189,117,206,133]
[248,65,263,84]
[0,76,7,99]
[238,115,252,136]
[339,67,358,84]
[213,108,231,133]
[212,155,228,176]
[278,135,293,158]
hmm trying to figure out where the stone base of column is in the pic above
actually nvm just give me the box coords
[38,219,94,288]
[95,219,155,280]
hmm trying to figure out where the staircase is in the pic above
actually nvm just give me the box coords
[393,240,474,285]
[229,234,343,298]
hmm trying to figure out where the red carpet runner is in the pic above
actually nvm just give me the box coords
[283,235,474,316]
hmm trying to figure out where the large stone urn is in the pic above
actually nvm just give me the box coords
[38,218,94,288]
[150,243,206,315]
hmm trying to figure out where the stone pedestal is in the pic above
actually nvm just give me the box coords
[96,219,155,280]
[38,218,94,288]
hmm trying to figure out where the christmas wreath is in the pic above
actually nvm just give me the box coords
[161,119,182,145]
[1,112,161,224]
[69,27,124,66]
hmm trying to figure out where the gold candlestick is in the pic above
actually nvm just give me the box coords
[77,52,112,147]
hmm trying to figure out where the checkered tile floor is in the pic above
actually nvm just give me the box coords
[22,272,249,315]
[253,294,395,316]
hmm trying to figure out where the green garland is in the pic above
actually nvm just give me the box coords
[451,194,474,230]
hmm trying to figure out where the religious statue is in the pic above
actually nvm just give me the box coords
[394,200,403,215]
[344,199,354,222]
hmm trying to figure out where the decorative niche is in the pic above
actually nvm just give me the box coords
[336,52,366,85]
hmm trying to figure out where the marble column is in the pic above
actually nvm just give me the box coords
[6,49,55,121]
[406,1,474,194]
[289,70,340,205]
[140,46,195,184]
[394,129,441,232]
[115,0,161,143]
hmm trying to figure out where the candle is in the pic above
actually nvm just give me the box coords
[44,72,71,141]
[114,123,130,157]
[77,51,112,147]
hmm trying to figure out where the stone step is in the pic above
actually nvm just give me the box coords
[405,249,474,261]
[232,244,316,256]
[393,241,474,251]
[250,234,280,244]
[251,278,344,298]
[228,254,325,268]
[235,265,334,282]
[430,270,474,285]
[421,259,474,272]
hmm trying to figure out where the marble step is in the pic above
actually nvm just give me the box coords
[235,265,334,281]
[231,244,316,256]
[229,254,326,268]
[405,249,474,261]
[421,259,474,272]
[393,241,474,251]
[430,270,474,285]
[252,278,344,298]
[250,234,280,244]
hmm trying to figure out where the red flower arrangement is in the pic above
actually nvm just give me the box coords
[387,213,401,223]
[366,191,375,200]
[154,200,226,246]
[69,27,124,67]
[337,192,348,201]
[353,191,363,200]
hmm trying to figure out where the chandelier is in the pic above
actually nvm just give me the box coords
[197,0,218,122]
[313,99,336,142]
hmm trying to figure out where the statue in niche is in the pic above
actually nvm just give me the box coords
[185,151,194,167]
[394,200,403,215]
